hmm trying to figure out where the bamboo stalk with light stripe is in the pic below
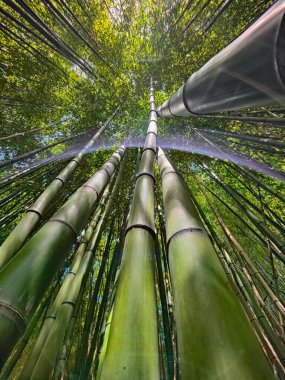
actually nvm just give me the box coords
[0,146,125,367]
[157,148,274,379]
[0,108,120,269]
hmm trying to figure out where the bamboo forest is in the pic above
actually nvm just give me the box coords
[0,0,285,378]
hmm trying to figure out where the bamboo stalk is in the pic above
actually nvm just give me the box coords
[98,81,160,379]
[190,172,285,319]
[220,248,285,378]
[70,154,127,378]
[190,188,284,352]
[96,308,113,379]
[157,148,275,379]
[18,183,113,379]
[200,163,285,258]
[0,282,56,380]
[0,108,120,269]
[71,158,135,378]
[0,147,124,368]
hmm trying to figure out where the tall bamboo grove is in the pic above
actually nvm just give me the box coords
[0,147,125,367]
[157,148,274,380]
[98,81,160,379]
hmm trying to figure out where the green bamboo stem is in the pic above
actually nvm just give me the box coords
[21,250,93,379]
[0,147,124,368]
[53,289,82,380]
[82,254,120,379]
[202,164,285,256]
[71,154,127,378]
[222,250,285,379]
[157,148,274,380]
[217,246,285,377]
[17,185,112,379]
[191,189,280,333]
[19,154,125,379]
[96,308,113,380]
[0,108,120,269]
[191,186,285,358]
[93,273,122,377]
[154,237,174,380]
[98,81,160,380]
[0,282,56,380]
[191,172,285,319]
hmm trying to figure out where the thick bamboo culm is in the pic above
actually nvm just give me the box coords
[157,1,285,116]
[98,81,160,379]
[20,162,123,379]
[189,174,285,362]
[191,193,285,376]
[18,178,115,379]
[157,148,275,379]
[0,146,125,367]
[73,154,139,379]
[190,172,285,319]
[0,282,57,380]
[0,108,120,269]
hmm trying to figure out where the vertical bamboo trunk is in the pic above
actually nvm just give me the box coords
[0,147,124,368]
[0,109,120,269]
[98,81,160,379]
[157,148,274,380]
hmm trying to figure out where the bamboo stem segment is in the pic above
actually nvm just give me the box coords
[98,81,160,379]
[157,148,275,380]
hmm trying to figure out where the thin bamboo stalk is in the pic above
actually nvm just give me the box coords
[191,172,285,318]
[219,248,285,377]
[0,147,124,368]
[155,238,174,379]
[98,81,160,379]
[53,287,82,380]
[96,306,113,378]
[157,148,275,379]
[0,108,120,269]
[236,164,285,203]
[200,163,285,258]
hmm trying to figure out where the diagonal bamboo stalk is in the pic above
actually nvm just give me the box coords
[0,108,120,269]
[199,162,285,258]
[25,154,126,379]
[190,171,285,319]
[18,182,114,379]
[157,148,275,379]
[73,153,138,379]
[0,146,125,368]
